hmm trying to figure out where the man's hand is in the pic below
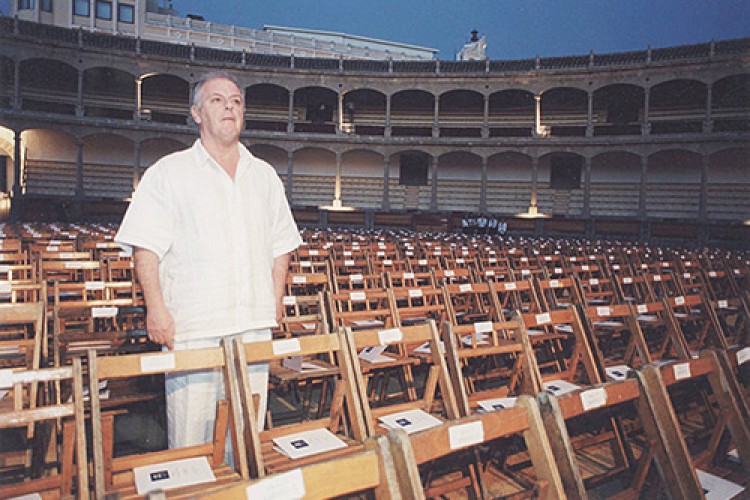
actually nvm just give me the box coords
[146,303,175,350]
[275,296,284,325]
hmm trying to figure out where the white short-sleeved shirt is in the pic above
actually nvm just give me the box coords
[116,139,302,341]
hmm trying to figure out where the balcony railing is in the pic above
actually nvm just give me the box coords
[1,16,749,77]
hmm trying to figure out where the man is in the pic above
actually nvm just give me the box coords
[116,70,301,452]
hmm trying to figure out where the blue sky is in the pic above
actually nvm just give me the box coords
[1,0,748,60]
[169,0,749,59]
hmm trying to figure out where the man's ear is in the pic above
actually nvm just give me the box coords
[190,105,202,125]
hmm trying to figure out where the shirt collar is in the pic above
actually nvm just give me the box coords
[192,139,253,179]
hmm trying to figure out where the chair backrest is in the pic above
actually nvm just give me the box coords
[441,319,536,417]
[87,343,247,497]
[489,279,543,319]
[186,435,405,500]
[328,288,396,331]
[230,332,367,478]
[518,307,602,388]
[442,281,499,327]
[0,358,88,499]
[276,291,329,336]
[342,321,459,437]
[535,277,583,311]
[387,395,566,499]
[389,285,448,330]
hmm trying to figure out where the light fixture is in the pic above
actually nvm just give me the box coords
[319,198,355,212]
[516,203,550,219]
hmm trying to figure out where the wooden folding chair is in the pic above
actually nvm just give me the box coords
[443,281,498,326]
[386,269,435,289]
[389,285,448,330]
[579,303,653,379]
[637,352,750,495]
[665,293,730,357]
[87,344,248,498]
[328,288,396,331]
[342,321,459,437]
[229,332,368,478]
[489,279,543,320]
[0,358,89,499]
[535,276,583,311]
[614,274,651,305]
[518,307,601,388]
[536,370,709,499]
[182,435,404,500]
[285,272,330,297]
[387,395,566,499]
[441,319,535,416]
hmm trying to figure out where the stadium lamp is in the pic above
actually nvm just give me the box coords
[516,203,550,219]
[319,154,355,212]
[319,197,355,212]
[516,162,549,219]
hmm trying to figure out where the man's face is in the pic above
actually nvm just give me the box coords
[190,78,244,144]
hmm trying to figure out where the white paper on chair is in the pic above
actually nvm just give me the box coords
[133,456,216,495]
[0,369,13,389]
[272,428,347,460]
[605,365,632,381]
[245,468,306,500]
[413,340,445,355]
[282,356,326,373]
[378,409,442,434]
[461,333,490,346]
[352,319,384,328]
[6,494,42,500]
[477,397,517,412]
[737,347,750,365]
[358,345,394,363]
[696,469,744,499]
[543,380,581,396]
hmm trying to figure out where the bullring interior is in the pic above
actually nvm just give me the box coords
[0,2,749,499]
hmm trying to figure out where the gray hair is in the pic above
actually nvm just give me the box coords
[191,70,243,109]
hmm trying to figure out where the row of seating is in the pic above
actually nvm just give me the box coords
[3,315,749,498]
[1,223,749,498]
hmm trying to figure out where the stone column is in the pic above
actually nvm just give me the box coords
[132,141,141,192]
[333,151,342,206]
[482,94,490,138]
[10,130,22,221]
[698,153,708,222]
[432,95,440,138]
[13,60,21,110]
[703,84,713,133]
[639,155,648,220]
[75,138,85,219]
[385,94,392,137]
[534,93,542,136]
[76,69,84,117]
[286,150,294,204]
[582,156,592,218]
[12,130,22,198]
[586,91,594,137]
[287,90,295,133]
[479,157,488,212]
[642,88,651,135]
[382,155,390,210]
[337,91,344,135]
[134,77,143,120]
[430,155,438,211]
